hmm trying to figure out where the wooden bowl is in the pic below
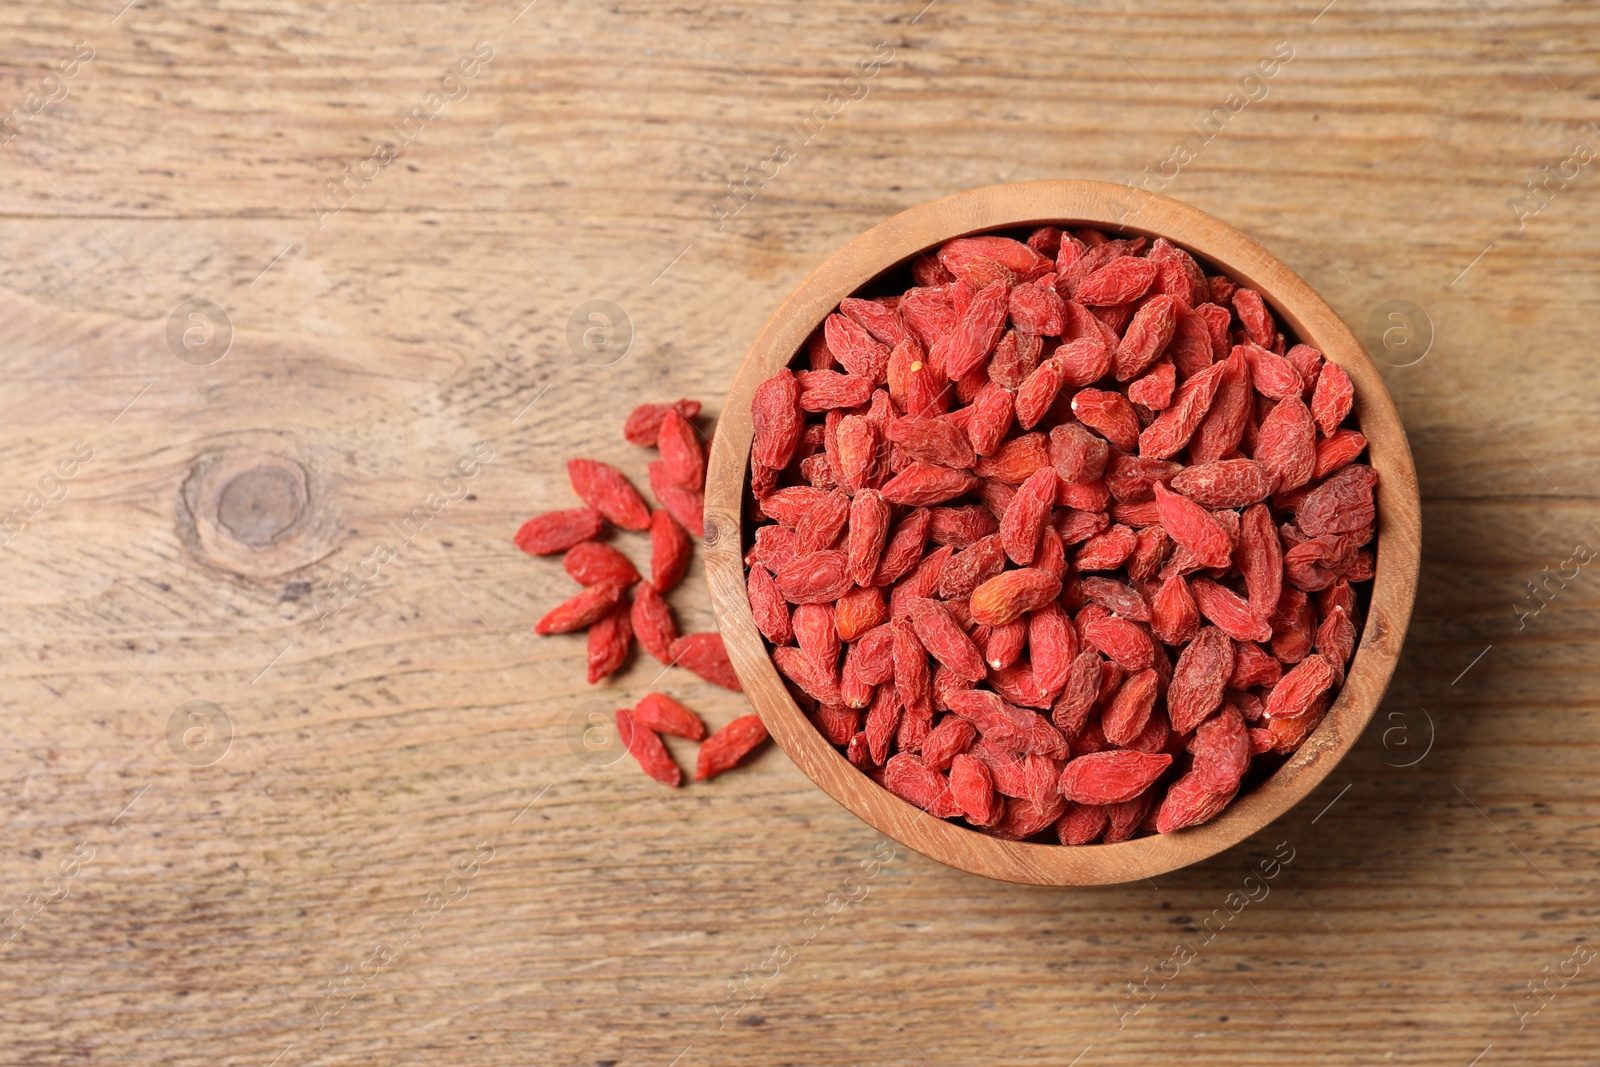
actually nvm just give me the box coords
[703,180,1420,885]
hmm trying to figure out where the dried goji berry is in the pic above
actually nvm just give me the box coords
[1102,668,1159,746]
[587,598,632,683]
[634,692,707,740]
[774,549,853,604]
[564,541,641,588]
[1298,464,1378,537]
[969,568,1062,627]
[1070,388,1141,451]
[1168,625,1235,733]
[617,707,682,787]
[567,459,650,531]
[695,714,768,780]
[1154,771,1234,832]
[647,460,704,537]
[670,633,741,690]
[1075,257,1158,306]
[883,753,962,817]
[515,507,604,555]
[624,398,702,447]
[632,580,678,664]
[656,408,705,490]
[1190,578,1272,642]
[905,597,986,681]
[536,583,623,635]
[880,462,980,507]
[1057,750,1172,805]
[1311,360,1354,435]
[1254,394,1317,493]
[885,416,976,470]
[1263,654,1335,719]
[839,296,910,347]
[1152,483,1232,569]
[1082,615,1156,671]
[1114,295,1180,380]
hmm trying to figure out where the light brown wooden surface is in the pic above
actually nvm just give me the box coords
[0,1,1596,1064]
[702,178,1423,886]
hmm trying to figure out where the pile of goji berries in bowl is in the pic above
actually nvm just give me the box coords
[733,212,1393,861]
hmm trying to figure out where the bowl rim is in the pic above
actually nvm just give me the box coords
[703,179,1421,886]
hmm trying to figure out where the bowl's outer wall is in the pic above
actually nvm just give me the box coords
[703,180,1421,886]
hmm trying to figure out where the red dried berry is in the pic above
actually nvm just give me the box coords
[1075,257,1158,306]
[647,460,705,537]
[1311,361,1354,436]
[1058,750,1172,805]
[617,707,682,787]
[999,466,1058,565]
[880,462,981,507]
[905,597,986,681]
[1071,388,1141,451]
[515,507,605,556]
[969,568,1062,627]
[634,692,707,740]
[695,714,768,780]
[565,541,640,588]
[1152,483,1232,569]
[632,581,678,664]
[1190,578,1272,642]
[670,633,741,690]
[657,409,705,492]
[624,398,703,447]
[1263,654,1336,719]
[536,583,623,635]
[567,458,651,531]
[1154,771,1235,833]
[587,598,632,683]
[648,510,690,591]
[1168,626,1235,733]
[774,550,853,604]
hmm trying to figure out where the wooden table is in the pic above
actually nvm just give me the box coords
[1,2,1595,1064]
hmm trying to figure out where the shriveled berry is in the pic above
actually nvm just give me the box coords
[634,692,706,740]
[515,508,604,555]
[568,459,651,531]
[696,714,768,780]
[536,583,623,635]
[564,541,641,588]
[1058,750,1172,805]
[970,568,1062,626]
[587,599,632,683]
[624,398,702,447]
[617,707,681,787]
[657,409,705,490]
[670,633,741,690]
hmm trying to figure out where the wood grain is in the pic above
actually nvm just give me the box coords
[0,0,1596,1063]
[703,179,1421,886]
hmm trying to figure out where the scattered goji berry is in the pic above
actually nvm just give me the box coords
[564,541,641,588]
[633,692,707,740]
[568,458,651,531]
[587,597,632,683]
[624,398,702,447]
[670,633,741,691]
[617,706,682,787]
[695,714,768,780]
[515,507,604,555]
[656,408,705,491]
[631,581,678,664]
[648,509,690,592]
[536,583,624,635]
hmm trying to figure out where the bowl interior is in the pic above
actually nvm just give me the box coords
[703,180,1420,885]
